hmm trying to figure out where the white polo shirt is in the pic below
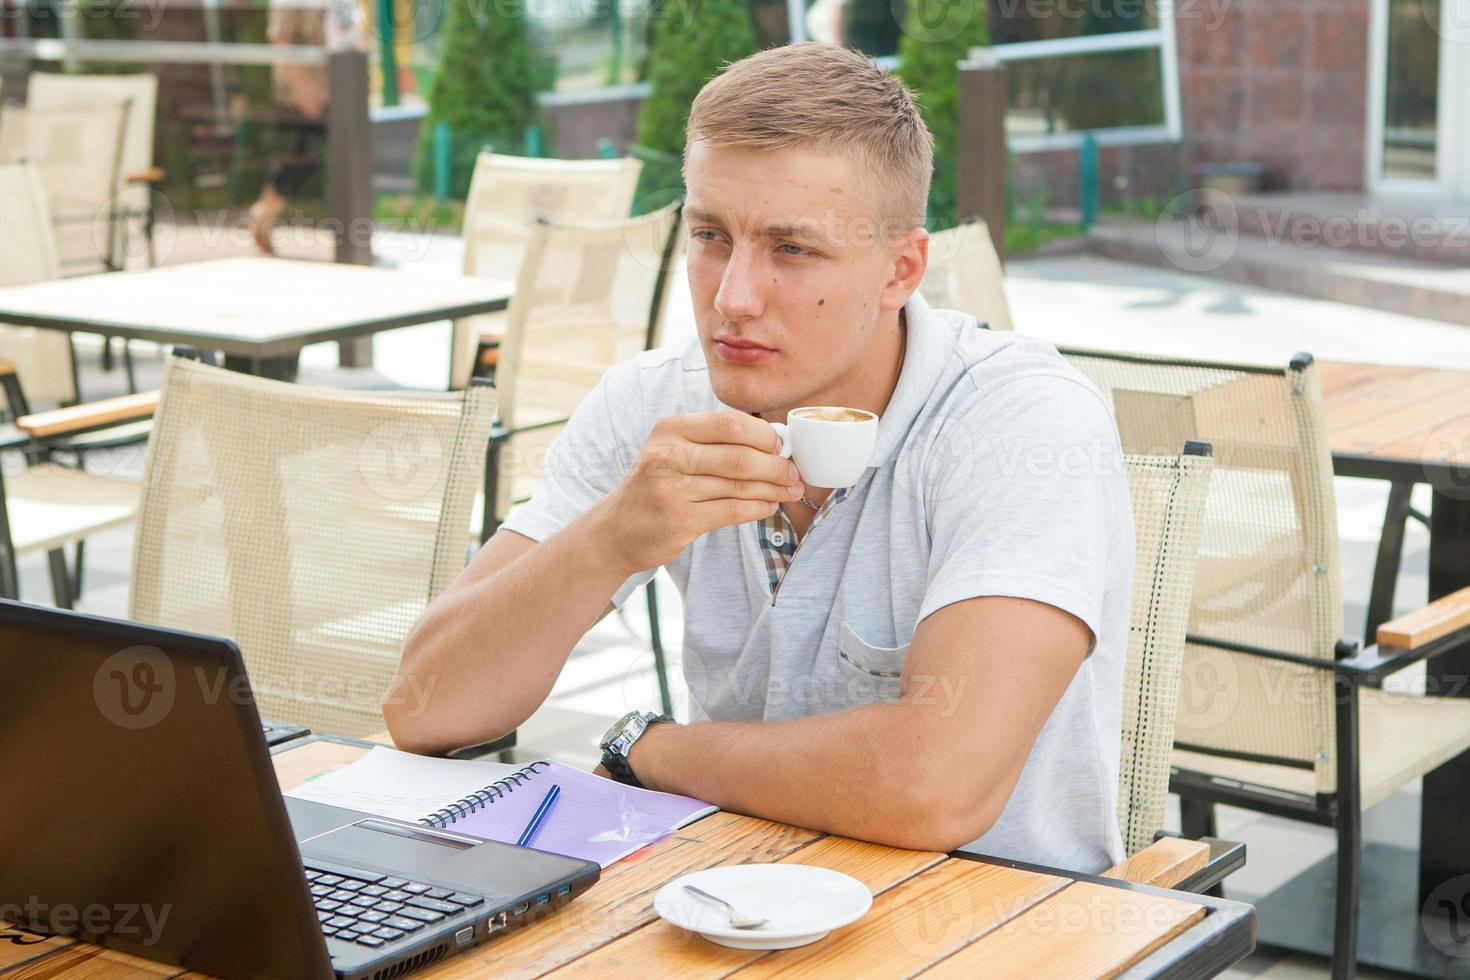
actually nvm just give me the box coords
[502,291,1134,872]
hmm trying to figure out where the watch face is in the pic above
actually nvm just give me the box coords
[600,710,641,751]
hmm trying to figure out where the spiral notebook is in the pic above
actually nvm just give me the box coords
[286,746,717,868]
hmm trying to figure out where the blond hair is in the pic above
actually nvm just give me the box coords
[685,42,934,231]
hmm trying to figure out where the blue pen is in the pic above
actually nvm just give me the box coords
[516,783,561,847]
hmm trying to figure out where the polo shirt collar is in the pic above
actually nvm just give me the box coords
[870,289,957,466]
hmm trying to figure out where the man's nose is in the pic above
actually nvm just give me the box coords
[714,245,765,322]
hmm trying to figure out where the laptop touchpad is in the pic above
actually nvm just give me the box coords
[304,819,478,881]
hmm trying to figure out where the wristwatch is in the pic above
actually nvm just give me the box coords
[599,710,669,788]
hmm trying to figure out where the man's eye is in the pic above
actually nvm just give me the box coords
[777,243,808,256]
[691,228,724,243]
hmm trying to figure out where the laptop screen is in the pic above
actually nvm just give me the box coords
[0,600,334,978]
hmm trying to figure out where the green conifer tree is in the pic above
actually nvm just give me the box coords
[896,0,989,225]
[630,0,756,208]
[412,0,537,198]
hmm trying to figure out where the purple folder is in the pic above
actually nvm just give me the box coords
[418,760,717,868]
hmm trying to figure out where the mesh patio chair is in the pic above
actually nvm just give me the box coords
[0,161,75,412]
[28,72,162,271]
[1062,346,1470,978]
[1102,444,1243,891]
[0,161,155,606]
[0,100,131,277]
[129,357,495,736]
[449,152,643,389]
[475,201,684,718]
[918,219,1014,331]
[1115,445,1214,859]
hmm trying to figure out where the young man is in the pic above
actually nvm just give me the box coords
[386,43,1134,873]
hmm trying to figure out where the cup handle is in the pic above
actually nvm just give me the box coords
[770,421,792,459]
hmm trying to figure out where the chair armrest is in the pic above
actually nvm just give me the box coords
[126,166,165,185]
[1103,837,1210,888]
[443,730,517,760]
[1378,586,1470,650]
[489,416,570,445]
[16,390,159,439]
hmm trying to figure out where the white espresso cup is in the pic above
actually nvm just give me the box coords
[770,406,880,489]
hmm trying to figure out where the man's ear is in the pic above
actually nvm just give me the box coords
[880,226,929,312]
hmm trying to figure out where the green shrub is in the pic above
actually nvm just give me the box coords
[895,2,990,227]
[412,0,537,199]
[631,0,755,207]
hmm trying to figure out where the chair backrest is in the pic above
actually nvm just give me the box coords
[450,152,643,389]
[129,358,496,736]
[1117,446,1213,855]
[491,200,683,522]
[0,100,130,274]
[920,220,1014,331]
[0,161,75,407]
[1062,348,1345,793]
[27,71,157,216]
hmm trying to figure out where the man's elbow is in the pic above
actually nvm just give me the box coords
[381,676,440,755]
[870,779,1005,853]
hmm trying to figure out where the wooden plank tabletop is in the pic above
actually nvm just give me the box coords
[1318,360,1470,472]
[0,258,513,359]
[0,738,1253,978]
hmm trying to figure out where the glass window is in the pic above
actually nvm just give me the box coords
[1382,0,1439,179]
[1006,47,1165,138]
[530,0,654,93]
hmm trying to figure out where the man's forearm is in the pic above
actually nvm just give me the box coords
[627,705,1010,852]
[385,503,636,754]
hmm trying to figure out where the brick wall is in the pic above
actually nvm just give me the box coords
[1177,0,1371,191]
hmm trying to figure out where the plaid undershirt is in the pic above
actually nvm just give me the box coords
[755,487,850,593]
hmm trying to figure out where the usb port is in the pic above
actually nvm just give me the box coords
[512,902,529,916]
[535,894,550,906]
[556,885,570,897]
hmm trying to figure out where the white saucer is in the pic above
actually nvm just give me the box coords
[653,864,872,950]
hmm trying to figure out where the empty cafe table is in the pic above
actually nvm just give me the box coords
[0,257,514,381]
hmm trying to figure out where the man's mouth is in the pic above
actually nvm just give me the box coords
[713,334,777,364]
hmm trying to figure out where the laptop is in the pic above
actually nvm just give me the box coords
[0,600,601,980]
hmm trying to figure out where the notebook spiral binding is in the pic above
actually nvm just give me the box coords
[419,760,553,828]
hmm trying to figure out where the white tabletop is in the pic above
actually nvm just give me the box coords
[0,257,513,358]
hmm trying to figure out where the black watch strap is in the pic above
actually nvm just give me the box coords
[601,713,669,788]
[602,747,641,787]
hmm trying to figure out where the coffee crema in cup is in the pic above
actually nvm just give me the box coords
[791,407,876,423]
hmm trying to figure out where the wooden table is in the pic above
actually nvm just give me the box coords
[0,737,1255,978]
[0,257,513,381]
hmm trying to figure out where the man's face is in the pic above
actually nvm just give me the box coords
[683,141,925,415]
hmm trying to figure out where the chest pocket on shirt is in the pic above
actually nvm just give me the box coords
[837,622,909,703]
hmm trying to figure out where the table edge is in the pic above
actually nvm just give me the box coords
[0,297,510,359]
[948,850,1257,978]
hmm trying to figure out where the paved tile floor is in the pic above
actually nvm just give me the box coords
[14,233,1466,978]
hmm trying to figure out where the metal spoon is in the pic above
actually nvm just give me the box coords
[683,884,768,929]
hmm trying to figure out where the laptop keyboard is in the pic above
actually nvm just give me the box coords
[305,864,485,949]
